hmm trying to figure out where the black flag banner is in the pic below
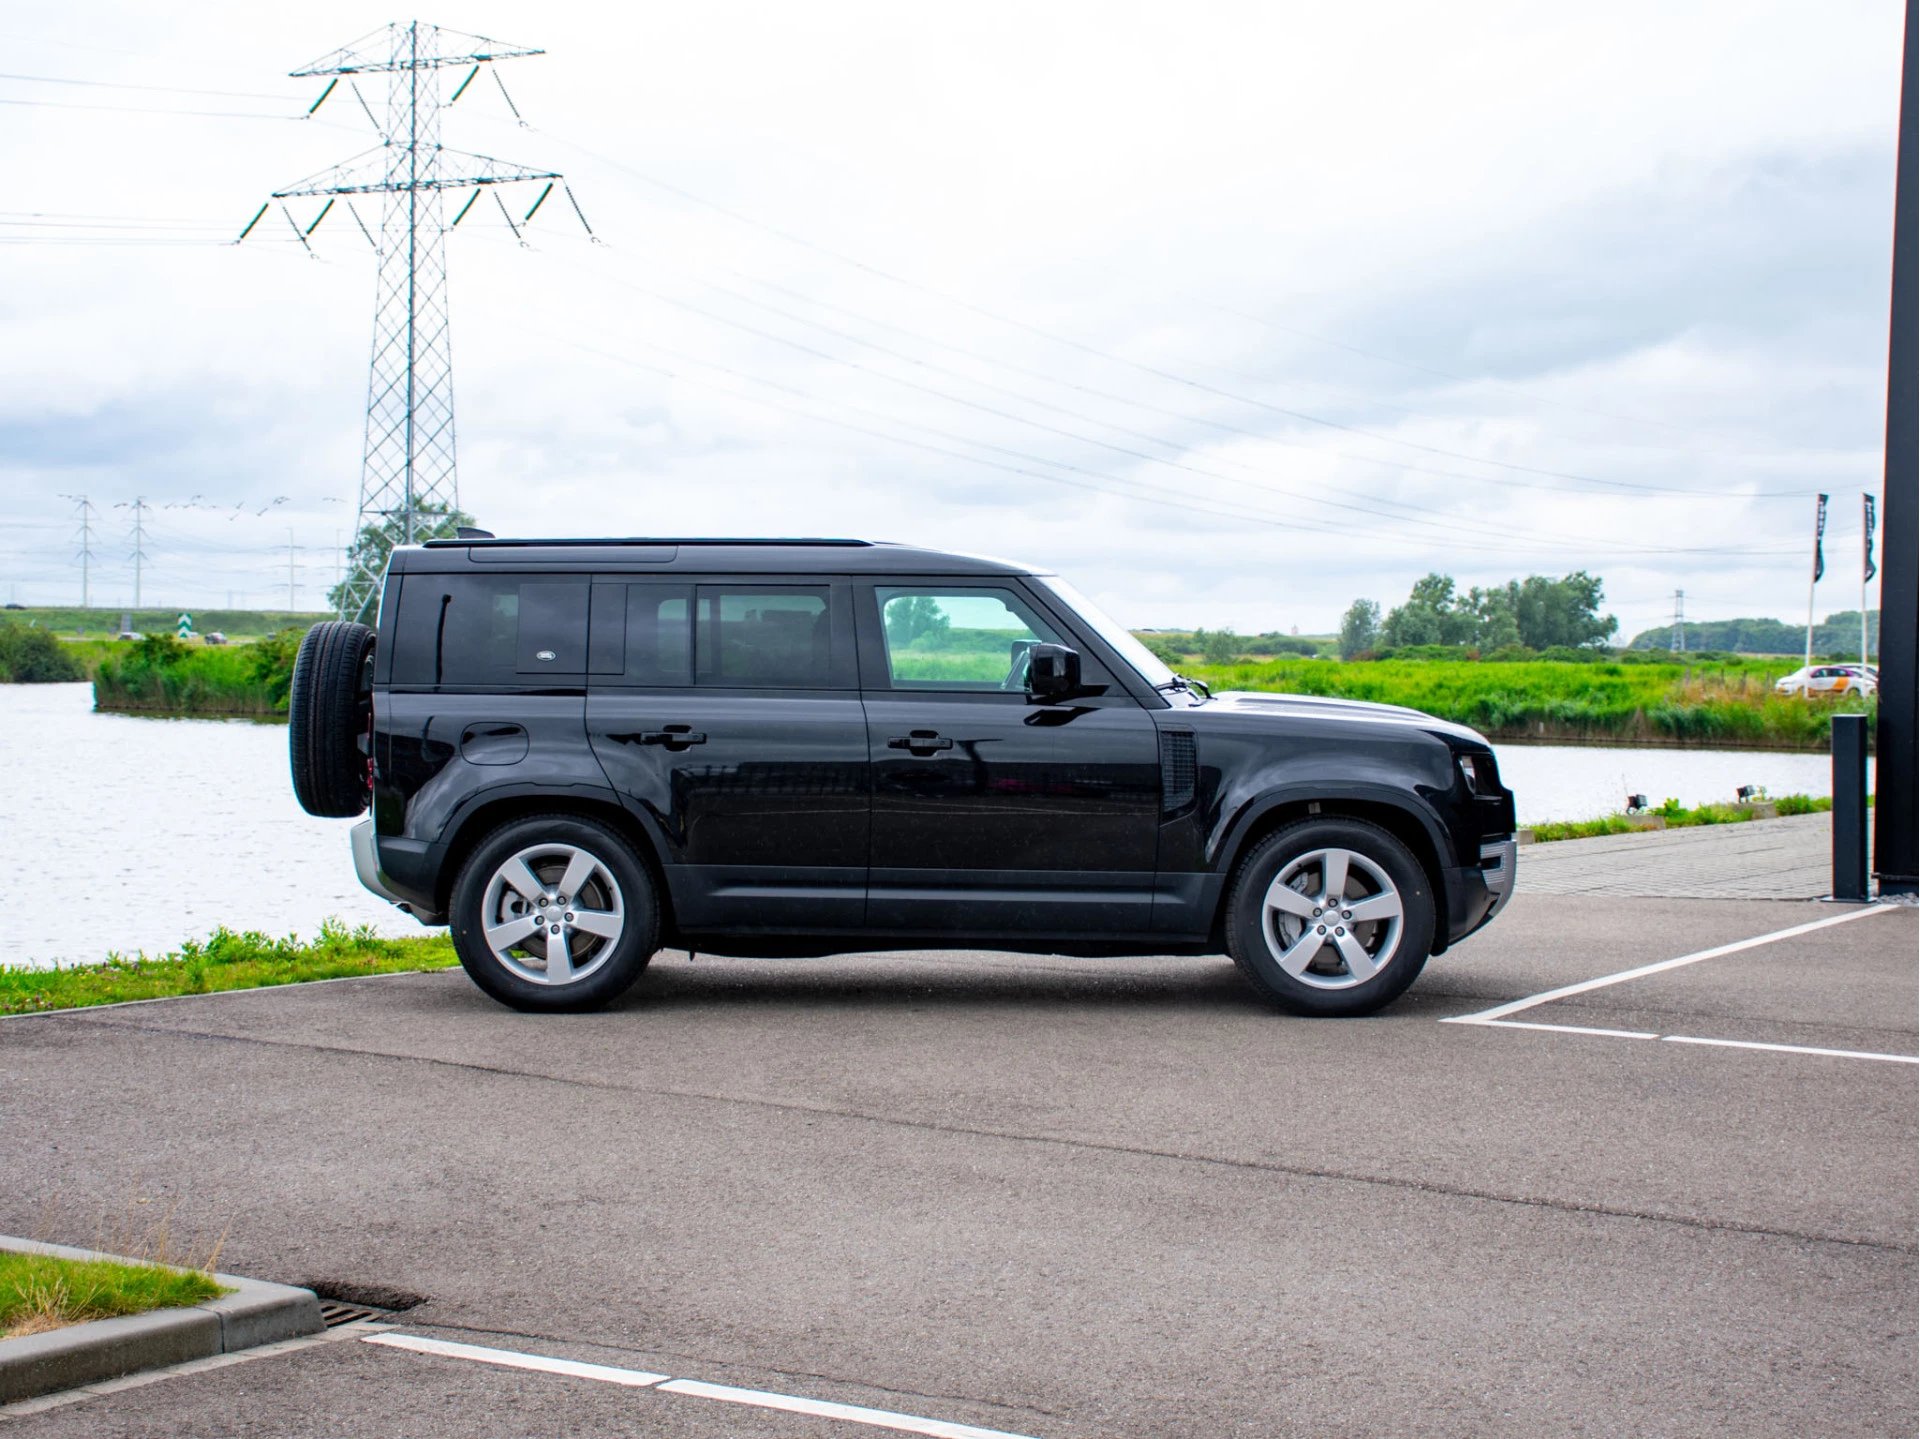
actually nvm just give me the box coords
[1865,492,1879,582]
[1814,492,1829,582]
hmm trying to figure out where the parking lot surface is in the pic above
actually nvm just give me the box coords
[3,893,1913,1437]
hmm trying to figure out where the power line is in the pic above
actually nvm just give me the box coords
[0,69,299,100]
[519,121,1814,496]
[524,249,1801,560]
[1213,305,1758,449]
[535,324,1806,563]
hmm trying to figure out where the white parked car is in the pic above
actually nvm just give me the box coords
[1775,664,1876,697]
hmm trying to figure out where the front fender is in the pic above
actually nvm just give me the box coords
[1210,780,1458,875]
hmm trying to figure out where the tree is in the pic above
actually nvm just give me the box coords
[1338,598,1380,659]
[1193,627,1239,664]
[882,594,950,649]
[328,502,477,622]
[1464,584,1521,650]
[1378,570,1616,653]
[1510,571,1615,649]
[1382,573,1475,647]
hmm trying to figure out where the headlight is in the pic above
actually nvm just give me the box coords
[1457,752,1499,794]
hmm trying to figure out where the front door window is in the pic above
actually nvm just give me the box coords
[876,587,1061,691]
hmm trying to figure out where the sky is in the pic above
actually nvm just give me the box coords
[0,1,1906,640]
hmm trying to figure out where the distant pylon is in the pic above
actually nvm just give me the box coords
[247,22,590,623]
[59,494,95,608]
[1670,589,1685,654]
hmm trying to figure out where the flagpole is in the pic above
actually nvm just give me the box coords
[1805,494,1821,673]
[1862,492,1874,671]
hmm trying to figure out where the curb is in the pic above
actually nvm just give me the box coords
[0,1237,323,1406]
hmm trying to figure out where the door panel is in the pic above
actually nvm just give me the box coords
[858,582,1161,936]
[865,695,1163,933]
[585,579,868,931]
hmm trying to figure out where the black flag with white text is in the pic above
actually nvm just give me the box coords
[1813,493,1829,582]
[1865,492,1878,582]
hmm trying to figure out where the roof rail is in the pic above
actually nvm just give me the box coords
[421,536,877,549]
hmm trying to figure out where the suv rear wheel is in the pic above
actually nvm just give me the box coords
[1224,817,1435,1016]
[449,815,659,1012]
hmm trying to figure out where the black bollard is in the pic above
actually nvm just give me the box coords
[1832,714,1870,902]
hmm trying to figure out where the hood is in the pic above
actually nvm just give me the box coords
[1201,689,1491,747]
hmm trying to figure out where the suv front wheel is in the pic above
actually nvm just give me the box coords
[1224,817,1435,1016]
[449,815,659,1011]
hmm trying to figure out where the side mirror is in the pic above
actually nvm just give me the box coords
[1027,643,1081,702]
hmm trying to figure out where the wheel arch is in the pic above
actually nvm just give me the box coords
[436,790,679,940]
[1210,791,1453,955]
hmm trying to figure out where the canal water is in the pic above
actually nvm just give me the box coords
[0,683,1870,970]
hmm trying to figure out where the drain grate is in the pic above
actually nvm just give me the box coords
[318,1301,382,1328]
[303,1279,428,1327]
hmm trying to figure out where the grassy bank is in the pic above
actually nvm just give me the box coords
[9,607,327,641]
[91,629,302,717]
[1528,792,1840,843]
[1186,654,1870,749]
[0,922,457,1015]
[0,1250,228,1339]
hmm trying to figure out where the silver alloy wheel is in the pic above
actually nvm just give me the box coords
[478,842,626,987]
[1260,846,1405,990]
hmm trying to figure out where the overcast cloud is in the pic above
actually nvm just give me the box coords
[0,0,1905,637]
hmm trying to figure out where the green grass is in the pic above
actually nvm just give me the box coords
[0,1251,228,1338]
[0,921,458,1016]
[8,607,327,641]
[90,629,304,716]
[1527,792,1848,843]
[1184,655,1872,749]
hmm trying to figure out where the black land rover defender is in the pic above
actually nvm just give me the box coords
[288,538,1515,1015]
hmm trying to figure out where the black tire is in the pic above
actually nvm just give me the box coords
[287,621,375,818]
[449,814,659,1012]
[1224,817,1436,1017]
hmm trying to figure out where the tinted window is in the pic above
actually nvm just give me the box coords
[391,575,587,687]
[876,587,1061,690]
[696,587,832,688]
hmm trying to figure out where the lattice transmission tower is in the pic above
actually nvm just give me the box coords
[244,22,593,622]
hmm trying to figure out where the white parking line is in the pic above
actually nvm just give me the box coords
[1440,905,1915,1065]
[1445,905,1897,1025]
[362,1332,669,1386]
[658,1377,1042,1438]
[361,1332,1042,1439]
[1660,1034,1920,1064]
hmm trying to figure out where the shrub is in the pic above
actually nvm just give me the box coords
[0,623,84,683]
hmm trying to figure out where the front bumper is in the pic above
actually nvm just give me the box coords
[350,819,445,926]
[1441,837,1518,945]
[1479,837,1517,919]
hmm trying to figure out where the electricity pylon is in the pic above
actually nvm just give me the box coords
[248,22,587,623]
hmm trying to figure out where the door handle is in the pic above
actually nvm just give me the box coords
[639,725,707,749]
[888,731,953,754]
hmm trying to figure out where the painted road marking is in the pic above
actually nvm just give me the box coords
[1441,905,1915,1065]
[1660,1034,1920,1064]
[657,1377,1042,1438]
[1445,905,1897,1025]
[362,1332,668,1386]
[362,1333,1042,1439]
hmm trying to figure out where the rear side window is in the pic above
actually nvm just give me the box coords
[697,587,832,688]
[391,575,588,687]
[587,581,847,689]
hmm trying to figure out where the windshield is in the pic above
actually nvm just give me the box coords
[1035,575,1177,690]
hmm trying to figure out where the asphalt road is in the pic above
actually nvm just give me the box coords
[2,894,1914,1437]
